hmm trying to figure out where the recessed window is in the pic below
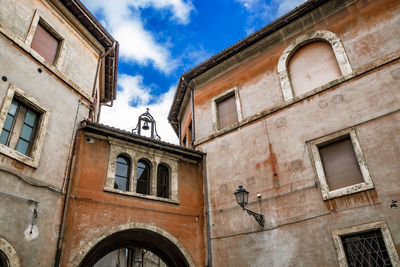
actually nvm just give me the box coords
[310,129,374,200]
[105,142,179,203]
[157,164,170,198]
[332,221,400,267]
[0,85,50,167]
[341,230,392,266]
[211,87,242,131]
[278,30,353,101]
[114,155,130,191]
[288,41,341,96]
[30,23,60,64]
[1,99,39,156]
[136,159,150,195]
[217,94,238,129]
[318,136,364,191]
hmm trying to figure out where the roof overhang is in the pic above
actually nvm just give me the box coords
[52,0,119,103]
[81,120,205,162]
[167,0,330,135]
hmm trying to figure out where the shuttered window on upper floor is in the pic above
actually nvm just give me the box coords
[318,136,364,191]
[288,41,341,96]
[217,94,238,129]
[31,23,60,64]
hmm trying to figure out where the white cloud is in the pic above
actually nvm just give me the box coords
[131,0,194,24]
[100,74,179,144]
[277,0,307,16]
[83,0,193,73]
[234,0,307,23]
[113,20,177,73]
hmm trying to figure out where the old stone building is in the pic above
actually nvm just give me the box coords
[169,0,400,266]
[1,0,400,266]
[59,116,205,266]
[0,0,117,266]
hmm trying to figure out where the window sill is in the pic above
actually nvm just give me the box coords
[322,182,374,200]
[0,24,93,103]
[0,144,38,168]
[104,187,180,205]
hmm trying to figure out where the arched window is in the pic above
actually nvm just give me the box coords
[157,164,170,198]
[288,41,341,96]
[114,155,130,191]
[277,30,353,101]
[136,159,150,195]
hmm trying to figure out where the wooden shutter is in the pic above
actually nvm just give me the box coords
[31,24,59,64]
[288,41,341,96]
[217,94,238,129]
[319,137,364,191]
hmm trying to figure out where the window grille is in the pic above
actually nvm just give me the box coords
[341,230,393,267]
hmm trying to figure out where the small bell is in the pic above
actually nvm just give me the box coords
[142,121,150,130]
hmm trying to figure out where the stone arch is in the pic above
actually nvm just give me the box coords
[0,236,20,267]
[72,222,195,267]
[277,30,353,101]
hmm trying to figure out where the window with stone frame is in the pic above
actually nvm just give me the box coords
[105,141,179,204]
[30,21,62,65]
[0,99,39,156]
[136,159,151,195]
[157,164,170,198]
[114,155,130,191]
[0,84,50,168]
[217,93,237,129]
[332,221,400,267]
[288,41,342,96]
[278,30,353,101]
[309,128,373,200]
[211,87,242,131]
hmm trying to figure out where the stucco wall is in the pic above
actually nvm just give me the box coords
[192,0,400,265]
[61,131,206,266]
[193,0,400,142]
[0,0,101,96]
[0,1,101,265]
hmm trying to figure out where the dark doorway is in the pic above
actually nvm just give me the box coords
[79,229,190,267]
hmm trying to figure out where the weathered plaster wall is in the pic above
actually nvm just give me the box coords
[0,0,101,96]
[0,176,62,266]
[0,35,90,188]
[61,131,206,266]
[0,1,102,265]
[193,0,400,141]
[192,0,400,265]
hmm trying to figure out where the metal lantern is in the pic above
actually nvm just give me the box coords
[234,185,264,227]
[234,185,249,209]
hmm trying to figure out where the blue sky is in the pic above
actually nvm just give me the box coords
[83,0,306,144]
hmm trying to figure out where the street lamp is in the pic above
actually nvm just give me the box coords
[234,186,264,226]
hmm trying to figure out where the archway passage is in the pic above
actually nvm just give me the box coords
[79,229,191,267]
[0,250,9,267]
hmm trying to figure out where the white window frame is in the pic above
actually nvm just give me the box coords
[104,138,179,204]
[211,87,242,131]
[24,10,66,67]
[309,128,373,200]
[277,30,353,101]
[0,84,50,168]
[332,221,400,267]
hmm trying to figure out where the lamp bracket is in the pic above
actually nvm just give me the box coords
[244,208,264,227]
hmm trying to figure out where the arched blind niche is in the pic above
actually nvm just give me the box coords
[157,164,170,198]
[288,41,341,97]
[137,159,151,195]
[114,155,130,191]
